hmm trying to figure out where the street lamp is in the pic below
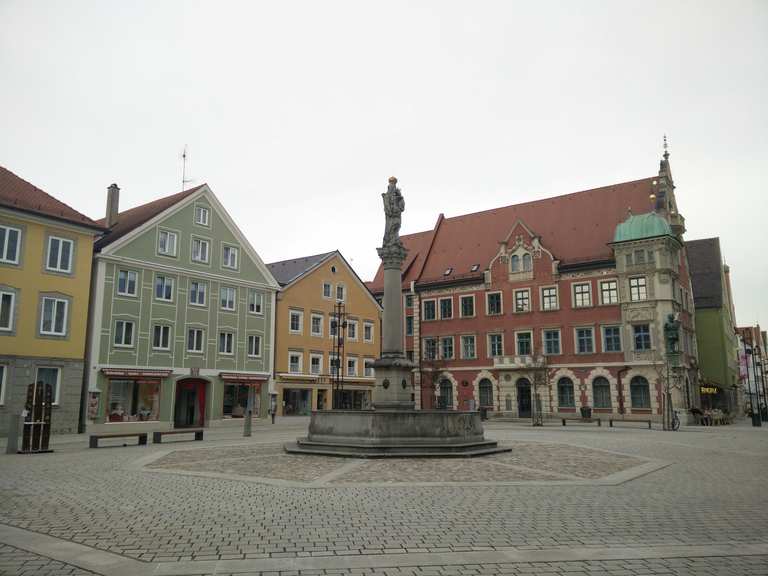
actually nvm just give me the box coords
[743,338,761,427]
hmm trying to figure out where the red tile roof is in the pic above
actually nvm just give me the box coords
[369,177,656,292]
[95,184,206,250]
[0,165,104,230]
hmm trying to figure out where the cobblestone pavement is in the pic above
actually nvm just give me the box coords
[0,543,98,575]
[1,419,767,575]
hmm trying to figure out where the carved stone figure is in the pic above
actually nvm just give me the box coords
[382,176,405,249]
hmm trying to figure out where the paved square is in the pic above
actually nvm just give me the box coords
[1,419,767,576]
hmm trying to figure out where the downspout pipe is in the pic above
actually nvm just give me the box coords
[617,366,630,416]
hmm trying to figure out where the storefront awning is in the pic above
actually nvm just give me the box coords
[101,368,172,378]
[220,372,267,384]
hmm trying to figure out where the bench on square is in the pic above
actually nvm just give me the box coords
[561,417,601,427]
[152,428,204,444]
[609,418,652,429]
[89,432,148,448]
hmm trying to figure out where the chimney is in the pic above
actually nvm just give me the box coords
[106,183,120,228]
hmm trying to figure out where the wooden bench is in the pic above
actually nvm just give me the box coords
[561,417,601,427]
[152,428,204,444]
[89,432,148,448]
[609,418,652,429]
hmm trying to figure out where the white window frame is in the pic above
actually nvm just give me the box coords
[542,329,561,356]
[423,337,438,360]
[422,298,437,321]
[513,288,531,313]
[289,309,304,334]
[189,280,207,307]
[248,290,263,315]
[191,236,210,264]
[322,282,332,299]
[309,353,323,375]
[329,315,338,338]
[572,282,592,308]
[346,356,358,377]
[35,366,61,405]
[599,279,619,305]
[194,205,210,226]
[486,291,503,316]
[311,313,324,337]
[460,334,476,359]
[347,319,358,341]
[364,358,375,377]
[439,297,453,319]
[602,325,623,353]
[575,326,595,354]
[116,269,138,297]
[629,276,648,302]
[459,294,476,318]
[540,285,559,311]
[154,275,174,302]
[363,321,374,343]
[0,290,16,331]
[218,331,234,355]
[329,353,340,376]
[157,229,178,257]
[515,330,533,356]
[40,297,68,336]
[114,320,135,348]
[288,351,303,374]
[187,328,205,353]
[152,324,171,351]
[633,323,653,351]
[220,286,237,311]
[336,283,346,302]
[247,334,262,358]
[46,236,73,273]
[0,225,21,264]
[222,245,239,270]
[440,336,454,360]
[488,333,504,357]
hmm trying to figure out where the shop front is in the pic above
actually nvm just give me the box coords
[174,378,206,428]
[219,372,266,419]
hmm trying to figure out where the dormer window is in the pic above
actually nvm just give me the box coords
[522,253,532,271]
[443,267,453,276]
[511,255,520,272]
[510,252,532,273]
[470,264,479,272]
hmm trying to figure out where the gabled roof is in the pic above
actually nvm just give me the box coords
[686,237,724,309]
[0,165,105,231]
[266,251,335,286]
[369,177,657,292]
[95,184,205,250]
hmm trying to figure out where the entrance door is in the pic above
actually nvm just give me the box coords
[175,379,206,427]
[516,378,531,418]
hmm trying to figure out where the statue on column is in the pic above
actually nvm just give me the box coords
[382,176,405,249]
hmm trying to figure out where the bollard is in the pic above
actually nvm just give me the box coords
[6,414,21,454]
[243,409,252,437]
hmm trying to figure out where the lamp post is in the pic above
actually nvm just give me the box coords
[663,314,681,431]
[742,337,761,427]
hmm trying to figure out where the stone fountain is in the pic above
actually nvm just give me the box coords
[284,178,509,457]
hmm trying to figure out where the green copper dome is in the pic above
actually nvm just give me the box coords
[613,212,672,243]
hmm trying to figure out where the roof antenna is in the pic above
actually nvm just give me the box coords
[181,145,194,191]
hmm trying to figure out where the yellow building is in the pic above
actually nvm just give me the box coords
[267,251,382,415]
[0,166,104,434]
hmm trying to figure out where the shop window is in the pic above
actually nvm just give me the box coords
[108,379,160,422]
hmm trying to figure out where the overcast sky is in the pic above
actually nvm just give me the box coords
[1,1,766,326]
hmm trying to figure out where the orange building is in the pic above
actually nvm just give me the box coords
[267,251,382,415]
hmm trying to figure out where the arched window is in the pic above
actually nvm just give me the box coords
[479,379,493,408]
[592,377,611,409]
[630,376,651,409]
[522,253,532,271]
[439,379,453,409]
[505,394,512,411]
[557,377,575,408]
[510,255,520,272]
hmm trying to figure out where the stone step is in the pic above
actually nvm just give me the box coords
[284,440,511,458]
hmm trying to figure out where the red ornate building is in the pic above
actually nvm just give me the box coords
[369,150,699,422]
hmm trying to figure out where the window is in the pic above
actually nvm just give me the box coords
[329,316,338,337]
[155,275,174,301]
[40,297,67,335]
[248,290,263,314]
[364,359,375,377]
[0,291,15,331]
[322,282,332,298]
[633,324,652,351]
[634,249,645,265]
[514,289,530,312]
[117,270,137,296]
[629,277,648,301]
[444,267,453,276]
[479,379,493,407]
[647,249,655,263]
[309,353,322,374]
[600,280,619,305]
[36,367,60,405]
[195,205,209,226]
[248,335,261,358]
[625,253,633,266]
[0,365,5,405]
[347,319,358,340]
[630,376,651,408]
[441,336,454,359]
[289,352,302,373]
[114,320,134,347]
[107,378,160,421]
[158,229,177,256]
[522,253,532,271]
[541,286,558,310]
[222,245,239,269]
[557,377,575,408]
[576,327,594,354]
[439,297,453,319]
[405,294,414,307]
[189,281,207,306]
[192,237,210,263]
[461,335,476,359]
[573,283,592,307]
[46,236,73,273]
[439,380,453,409]
[346,357,358,377]
[311,314,324,337]
[603,326,622,352]
[187,328,204,352]
[152,325,171,350]
[516,332,532,356]
[0,225,21,264]
[544,329,560,355]
[489,333,504,357]
[471,264,480,272]
[220,286,236,311]
[460,295,475,317]
[486,292,502,315]
[510,254,520,272]
[219,332,234,355]
[289,310,303,334]
[329,353,340,376]
[593,377,611,409]
[423,299,436,321]
[364,321,373,343]
[423,337,438,360]
[336,284,345,301]
[405,316,414,336]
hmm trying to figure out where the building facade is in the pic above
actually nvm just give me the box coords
[370,151,698,423]
[267,251,381,416]
[85,183,280,432]
[737,325,766,418]
[0,166,104,435]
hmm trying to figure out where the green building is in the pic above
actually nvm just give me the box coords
[85,183,280,432]
[687,237,740,413]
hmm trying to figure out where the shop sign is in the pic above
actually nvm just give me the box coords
[700,386,719,395]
